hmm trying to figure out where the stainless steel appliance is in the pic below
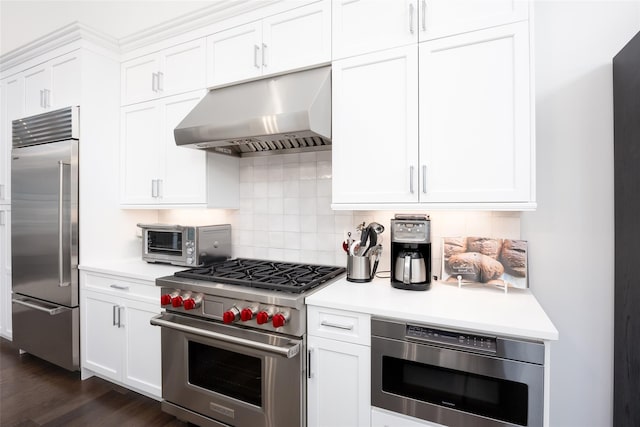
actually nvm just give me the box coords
[151,258,346,427]
[390,214,431,291]
[174,66,331,157]
[11,106,80,371]
[371,318,545,427]
[137,223,231,267]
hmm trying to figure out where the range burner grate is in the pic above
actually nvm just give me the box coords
[175,258,346,293]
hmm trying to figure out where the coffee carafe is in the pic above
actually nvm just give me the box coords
[390,215,431,291]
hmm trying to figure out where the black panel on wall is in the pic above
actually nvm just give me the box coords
[613,30,640,427]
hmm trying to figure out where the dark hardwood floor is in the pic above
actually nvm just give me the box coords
[0,338,188,427]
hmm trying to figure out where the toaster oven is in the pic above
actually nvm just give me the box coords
[137,223,231,267]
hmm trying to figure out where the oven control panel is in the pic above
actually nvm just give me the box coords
[406,325,497,353]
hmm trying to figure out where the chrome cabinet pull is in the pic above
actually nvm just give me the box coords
[113,305,118,326]
[0,210,4,226]
[410,166,415,194]
[151,179,159,198]
[151,72,158,92]
[422,165,427,193]
[409,3,415,34]
[39,90,44,108]
[262,43,267,67]
[110,284,130,291]
[118,307,124,328]
[58,161,70,287]
[254,44,260,68]
[320,320,354,331]
[422,0,427,31]
[157,72,164,92]
[0,184,4,201]
[307,348,314,378]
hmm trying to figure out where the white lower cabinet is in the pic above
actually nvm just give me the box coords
[307,306,371,427]
[80,271,162,399]
[372,407,444,427]
[0,206,11,340]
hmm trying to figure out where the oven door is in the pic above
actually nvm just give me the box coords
[151,312,304,427]
[371,335,544,427]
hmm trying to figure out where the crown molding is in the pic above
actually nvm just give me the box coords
[118,0,280,53]
[0,21,119,73]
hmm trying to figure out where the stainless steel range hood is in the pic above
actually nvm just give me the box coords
[174,66,331,157]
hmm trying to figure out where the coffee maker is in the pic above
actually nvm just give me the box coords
[390,214,431,291]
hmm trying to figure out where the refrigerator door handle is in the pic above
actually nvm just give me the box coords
[13,297,70,316]
[58,161,70,287]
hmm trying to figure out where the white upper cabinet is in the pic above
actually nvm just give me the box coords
[0,75,24,203]
[419,22,531,203]
[120,90,208,206]
[332,46,419,204]
[121,39,206,105]
[332,0,528,59]
[207,0,331,87]
[23,51,81,116]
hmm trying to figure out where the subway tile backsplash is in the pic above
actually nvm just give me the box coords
[160,152,522,277]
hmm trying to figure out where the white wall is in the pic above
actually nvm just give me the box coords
[523,2,639,426]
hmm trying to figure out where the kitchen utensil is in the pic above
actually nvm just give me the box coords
[394,249,427,284]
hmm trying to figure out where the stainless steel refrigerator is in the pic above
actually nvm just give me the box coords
[11,106,79,371]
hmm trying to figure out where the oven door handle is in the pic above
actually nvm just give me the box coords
[150,314,301,358]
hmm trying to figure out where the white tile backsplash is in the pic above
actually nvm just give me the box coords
[160,155,521,270]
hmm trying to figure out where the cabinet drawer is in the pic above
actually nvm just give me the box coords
[307,306,370,346]
[82,272,159,304]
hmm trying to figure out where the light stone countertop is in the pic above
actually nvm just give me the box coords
[79,258,184,283]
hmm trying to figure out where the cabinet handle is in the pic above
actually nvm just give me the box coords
[110,284,130,291]
[0,210,5,226]
[422,0,427,31]
[409,3,415,34]
[151,179,159,198]
[58,161,70,288]
[151,72,158,92]
[254,44,260,68]
[422,165,427,193]
[409,166,415,194]
[113,305,118,326]
[157,179,163,198]
[307,348,313,379]
[0,184,4,201]
[118,306,124,328]
[157,72,164,92]
[262,43,267,67]
[320,320,354,331]
[39,90,44,108]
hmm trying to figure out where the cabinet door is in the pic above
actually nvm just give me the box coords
[206,22,262,87]
[23,65,49,116]
[82,292,123,379]
[0,207,11,339]
[121,54,160,105]
[332,0,417,59]
[332,46,419,204]
[160,90,207,204]
[419,0,529,41]
[419,22,531,202]
[308,335,370,427]
[122,299,162,398]
[120,102,163,204]
[159,39,206,97]
[49,52,81,109]
[1,75,23,202]
[262,1,331,75]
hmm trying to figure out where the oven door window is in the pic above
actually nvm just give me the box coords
[382,356,528,426]
[188,341,262,407]
[148,231,182,255]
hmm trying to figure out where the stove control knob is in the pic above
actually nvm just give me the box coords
[272,312,289,328]
[256,307,275,325]
[183,294,203,311]
[161,290,180,306]
[223,307,240,324]
[240,308,254,322]
[172,295,184,307]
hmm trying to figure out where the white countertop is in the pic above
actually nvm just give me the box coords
[79,258,185,283]
[306,277,559,341]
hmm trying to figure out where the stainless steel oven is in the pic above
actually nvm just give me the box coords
[152,312,304,427]
[371,318,545,427]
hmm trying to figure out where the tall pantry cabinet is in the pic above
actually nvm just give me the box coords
[613,29,640,427]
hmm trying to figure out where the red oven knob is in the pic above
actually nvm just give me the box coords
[184,298,196,310]
[172,295,184,307]
[240,308,254,321]
[160,294,172,306]
[223,307,240,324]
[256,311,272,325]
[272,313,288,328]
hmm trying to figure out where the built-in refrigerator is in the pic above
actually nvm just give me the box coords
[11,106,79,371]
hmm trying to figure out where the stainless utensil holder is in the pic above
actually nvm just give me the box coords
[347,255,372,283]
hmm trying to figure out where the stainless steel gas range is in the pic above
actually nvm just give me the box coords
[151,258,346,427]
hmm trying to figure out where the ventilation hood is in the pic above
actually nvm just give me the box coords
[174,66,331,157]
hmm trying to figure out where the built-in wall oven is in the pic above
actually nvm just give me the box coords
[371,318,545,427]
